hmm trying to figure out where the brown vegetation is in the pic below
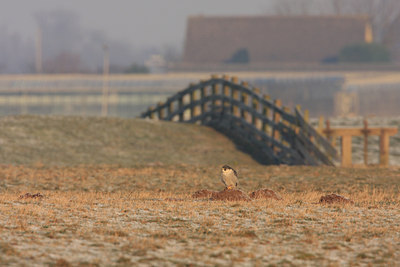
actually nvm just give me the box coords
[249,188,282,200]
[0,164,399,266]
[0,116,399,265]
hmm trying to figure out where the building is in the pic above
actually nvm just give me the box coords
[183,15,372,65]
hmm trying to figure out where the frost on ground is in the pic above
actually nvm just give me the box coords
[0,164,399,266]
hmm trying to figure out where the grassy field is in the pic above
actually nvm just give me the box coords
[0,116,399,266]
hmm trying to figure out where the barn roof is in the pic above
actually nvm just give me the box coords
[183,15,370,64]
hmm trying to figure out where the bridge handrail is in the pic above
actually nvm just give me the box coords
[140,75,337,165]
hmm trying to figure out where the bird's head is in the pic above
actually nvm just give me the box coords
[221,165,235,175]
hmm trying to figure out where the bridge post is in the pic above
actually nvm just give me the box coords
[241,81,249,122]
[379,129,390,166]
[167,99,174,120]
[223,75,230,111]
[272,99,282,152]
[178,95,184,122]
[262,95,271,134]
[201,85,207,115]
[189,83,196,119]
[211,75,219,110]
[252,88,260,127]
[157,102,164,120]
[362,119,369,165]
[304,109,310,123]
[282,106,291,146]
[149,106,155,119]
[232,77,239,116]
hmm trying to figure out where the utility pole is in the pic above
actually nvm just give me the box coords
[101,44,109,116]
[35,27,42,74]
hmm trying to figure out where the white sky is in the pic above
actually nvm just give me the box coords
[1,0,271,48]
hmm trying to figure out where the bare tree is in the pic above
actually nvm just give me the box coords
[273,0,315,15]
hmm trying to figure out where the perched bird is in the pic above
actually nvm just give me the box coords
[220,165,239,190]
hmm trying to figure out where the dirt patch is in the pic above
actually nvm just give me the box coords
[318,193,354,205]
[210,189,251,201]
[192,189,217,199]
[18,193,44,199]
[249,188,282,200]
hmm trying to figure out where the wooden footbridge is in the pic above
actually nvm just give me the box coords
[140,75,337,166]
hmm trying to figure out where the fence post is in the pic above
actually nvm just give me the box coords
[341,135,352,167]
[317,116,324,134]
[363,119,369,165]
[379,129,390,166]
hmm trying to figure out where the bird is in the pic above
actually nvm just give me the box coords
[220,165,239,190]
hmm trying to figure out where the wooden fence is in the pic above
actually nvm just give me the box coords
[317,118,398,167]
[141,75,337,166]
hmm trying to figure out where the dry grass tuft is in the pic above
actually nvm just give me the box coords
[318,193,354,205]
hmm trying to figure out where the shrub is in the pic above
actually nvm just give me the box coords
[338,43,390,63]
[124,64,149,74]
[225,48,250,64]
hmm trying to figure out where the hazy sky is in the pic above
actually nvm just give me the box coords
[2,0,271,49]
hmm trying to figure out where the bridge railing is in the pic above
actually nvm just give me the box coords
[141,75,337,165]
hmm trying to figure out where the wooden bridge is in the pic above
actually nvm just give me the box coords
[140,75,337,166]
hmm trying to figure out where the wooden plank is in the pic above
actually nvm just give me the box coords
[322,127,397,136]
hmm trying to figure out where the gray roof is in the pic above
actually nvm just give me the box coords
[183,15,370,63]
